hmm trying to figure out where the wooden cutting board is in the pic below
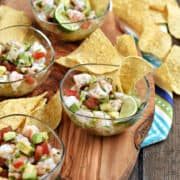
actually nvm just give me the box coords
[1,1,155,179]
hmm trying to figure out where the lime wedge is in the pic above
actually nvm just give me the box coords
[119,96,138,118]
[54,5,80,32]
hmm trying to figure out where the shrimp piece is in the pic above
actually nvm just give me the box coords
[67,9,85,22]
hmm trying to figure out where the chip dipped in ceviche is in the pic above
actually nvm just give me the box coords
[0,115,64,180]
[60,64,150,136]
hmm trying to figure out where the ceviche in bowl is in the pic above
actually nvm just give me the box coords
[0,25,54,97]
[0,114,65,180]
[30,0,110,41]
[60,64,150,136]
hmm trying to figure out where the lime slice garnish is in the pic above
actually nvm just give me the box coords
[119,96,138,118]
[54,5,80,32]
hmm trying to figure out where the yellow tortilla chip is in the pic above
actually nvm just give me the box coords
[0,5,31,28]
[138,25,172,60]
[149,9,167,24]
[119,56,153,93]
[113,0,153,35]
[56,29,121,74]
[0,93,47,129]
[167,3,180,39]
[148,0,166,11]
[115,34,138,57]
[31,91,62,129]
[154,63,172,91]
[90,0,109,16]
[0,6,32,43]
[165,45,180,94]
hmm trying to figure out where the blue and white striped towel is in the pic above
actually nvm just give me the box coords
[122,25,174,148]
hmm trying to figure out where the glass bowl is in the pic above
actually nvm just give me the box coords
[30,0,111,41]
[60,64,150,136]
[0,25,54,97]
[0,114,65,180]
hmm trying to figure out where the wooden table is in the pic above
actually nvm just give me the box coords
[1,0,180,179]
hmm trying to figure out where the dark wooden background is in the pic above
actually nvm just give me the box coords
[130,0,180,178]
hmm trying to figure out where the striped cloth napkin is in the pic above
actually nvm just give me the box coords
[121,24,173,148]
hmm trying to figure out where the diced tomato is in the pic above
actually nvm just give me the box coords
[13,159,24,169]
[64,89,79,98]
[84,97,98,109]
[34,145,43,162]
[41,142,49,155]
[33,51,46,60]
[24,75,35,85]
[0,127,12,142]
[81,21,90,29]
[34,142,49,162]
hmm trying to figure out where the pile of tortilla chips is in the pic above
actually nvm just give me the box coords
[111,0,180,95]
[56,26,180,95]
[56,28,153,93]
[113,0,180,60]
[0,6,62,130]
[0,92,62,130]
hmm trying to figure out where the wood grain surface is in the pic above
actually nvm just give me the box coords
[0,1,156,179]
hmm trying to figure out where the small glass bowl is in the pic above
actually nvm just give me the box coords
[60,64,150,136]
[30,0,111,41]
[0,114,65,180]
[0,25,54,97]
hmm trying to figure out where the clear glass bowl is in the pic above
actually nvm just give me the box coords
[0,114,65,180]
[30,0,111,41]
[60,64,150,136]
[0,25,54,97]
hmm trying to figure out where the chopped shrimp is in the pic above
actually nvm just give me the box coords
[0,144,15,160]
[67,9,85,22]
[22,125,39,139]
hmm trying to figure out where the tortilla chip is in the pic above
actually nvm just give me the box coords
[0,6,32,43]
[119,56,153,93]
[138,25,172,60]
[115,34,138,57]
[0,93,47,129]
[31,91,62,129]
[149,9,167,24]
[0,5,31,28]
[147,0,166,11]
[113,0,153,35]
[56,29,121,74]
[154,63,172,91]
[165,45,180,94]
[90,0,109,16]
[167,3,180,39]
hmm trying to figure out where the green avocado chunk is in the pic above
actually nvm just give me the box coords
[69,103,80,113]
[22,163,37,180]
[3,132,16,141]
[32,132,48,144]
[16,141,34,156]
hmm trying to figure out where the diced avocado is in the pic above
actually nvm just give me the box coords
[80,91,87,103]
[16,141,34,156]
[69,103,80,113]
[100,103,111,112]
[32,132,48,144]
[108,112,120,119]
[22,163,37,180]
[3,132,16,141]
[17,52,34,67]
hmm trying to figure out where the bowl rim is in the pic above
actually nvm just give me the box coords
[60,63,151,123]
[30,0,111,25]
[0,25,55,84]
[0,113,65,179]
